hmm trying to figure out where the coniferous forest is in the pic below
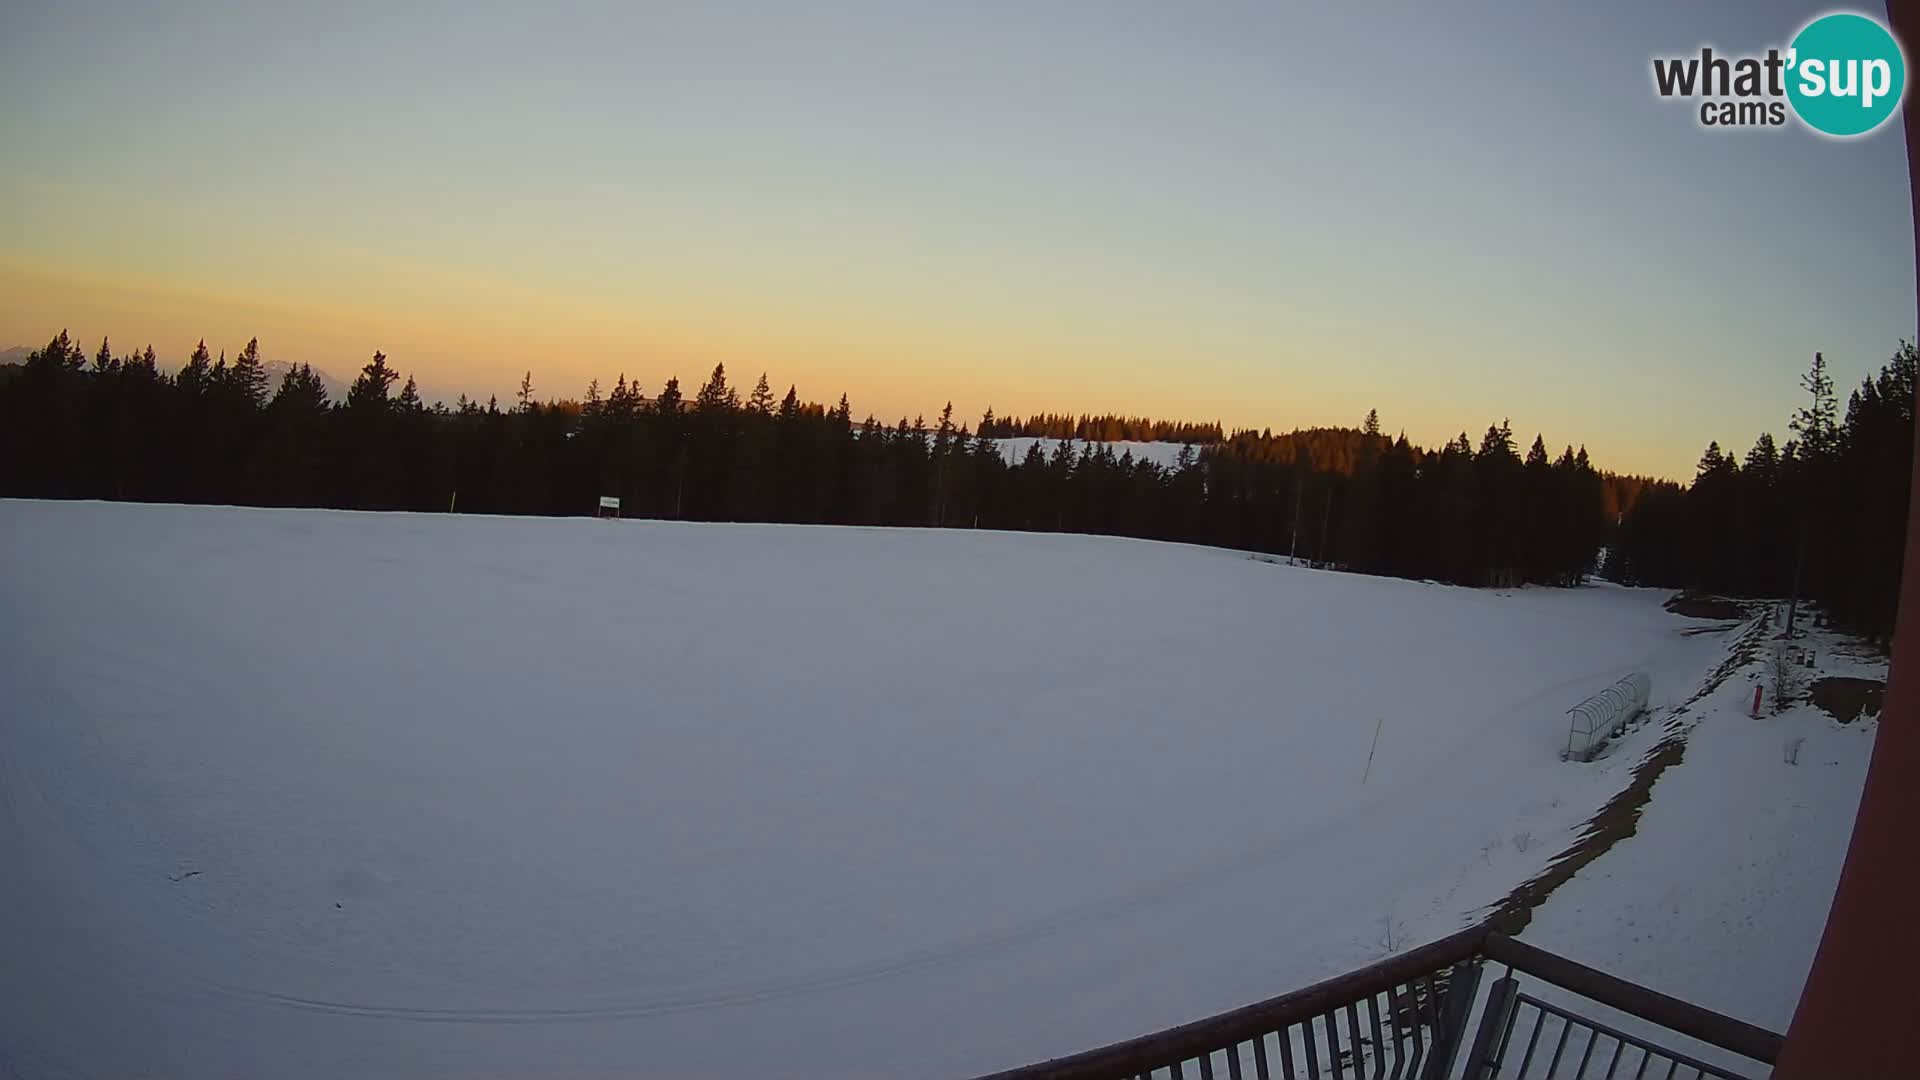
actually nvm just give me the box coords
[1,330,1911,642]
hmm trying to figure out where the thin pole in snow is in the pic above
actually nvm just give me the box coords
[1290,473,1303,564]
[1362,717,1384,783]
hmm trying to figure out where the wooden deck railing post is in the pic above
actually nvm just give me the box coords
[1420,958,1482,1080]
[1459,974,1520,1080]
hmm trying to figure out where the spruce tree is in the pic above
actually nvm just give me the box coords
[606,374,638,421]
[748,372,776,415]
[271,363,331,413]
[696,363,735,411]
[655,376,683,415]
[347,351,398,411]
[1784,353,1837,637]
[230,337,268,409]
[1790,352,1838,460]
[178,340,214,396]
[27,330,84,372]
[1478,420,1516,460]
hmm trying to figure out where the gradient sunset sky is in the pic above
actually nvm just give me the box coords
[2,1,1912,479]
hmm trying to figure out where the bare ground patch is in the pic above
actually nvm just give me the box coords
[1662,593,1754,621]
[1809,677,1885,725]
[1486,613,1771,935]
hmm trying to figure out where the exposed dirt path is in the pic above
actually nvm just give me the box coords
[1487,607,1772,934]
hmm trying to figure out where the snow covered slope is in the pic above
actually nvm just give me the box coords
[1518,624,1881,1076]
[992,436,1196,469]
[0,501,1790,1078]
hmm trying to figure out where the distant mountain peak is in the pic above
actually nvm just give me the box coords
[260,359,348,403]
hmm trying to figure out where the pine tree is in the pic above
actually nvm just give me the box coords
[606,374,638,421]
[516,370,535,413]
[1790,352,1838,460]
[1478,420,1516,460]
[347,351,399,411]
[1695,441,1725,478]
[271,363,331,413]
[748,372,776,415]
[1049,434,1075,468]
[178,340,214,396]
[1363,408,1381,437]
[230,337,268,409]
[26,329,84,372]
[930,401,958,525]
[1525,434,1549,467]
[655,376,683,415]
[696,363,735,411]
[1783,353,1838,638]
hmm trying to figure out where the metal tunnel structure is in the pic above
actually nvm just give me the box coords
[1565,673,1650,762]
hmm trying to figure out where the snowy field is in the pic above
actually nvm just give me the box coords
[992,436,1195,469]
[0,501,1868,1078]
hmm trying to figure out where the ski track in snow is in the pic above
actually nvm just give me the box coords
[0,500,1864,1078]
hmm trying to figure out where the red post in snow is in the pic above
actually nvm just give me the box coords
[1751,685,1763,719]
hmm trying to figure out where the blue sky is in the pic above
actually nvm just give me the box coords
[1,1,1912,477]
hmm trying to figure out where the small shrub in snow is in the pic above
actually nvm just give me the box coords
[1784,735,1806,766]
[1768,643,1805,715]
[1378,910,1406,955]
[1511,831,1532,853]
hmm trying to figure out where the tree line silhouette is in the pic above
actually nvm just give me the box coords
[977,412,1224,444]
[1,329,1909,640]
[1603,346,1915,645]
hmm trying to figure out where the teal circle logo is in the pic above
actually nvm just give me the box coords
[1786,13,1906,136]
